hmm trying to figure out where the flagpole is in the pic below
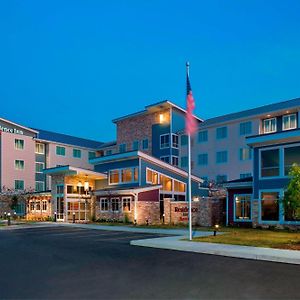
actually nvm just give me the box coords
[186,61,192,241]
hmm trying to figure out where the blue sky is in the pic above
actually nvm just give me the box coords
[1,0,300,142]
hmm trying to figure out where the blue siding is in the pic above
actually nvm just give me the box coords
[151,123,170,158]
[94,158,139,173]
[172,109,186,133]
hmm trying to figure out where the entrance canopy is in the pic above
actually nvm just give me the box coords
[43,165,107,180]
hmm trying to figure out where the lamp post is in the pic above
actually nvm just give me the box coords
[7,212,11,226]
[84,180,89,222]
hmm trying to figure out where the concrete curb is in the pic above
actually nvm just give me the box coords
[130,236,300,265]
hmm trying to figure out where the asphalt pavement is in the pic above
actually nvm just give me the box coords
[0,226,299,299]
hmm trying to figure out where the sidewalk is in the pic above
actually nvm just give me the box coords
[130,235,300,265]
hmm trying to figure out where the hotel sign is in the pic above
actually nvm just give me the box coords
[0,125,24,135]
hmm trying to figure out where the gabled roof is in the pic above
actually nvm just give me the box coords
[97,140,117,150]
[200,97,300,128]
[33,128,104,149]
[112,100,203,123]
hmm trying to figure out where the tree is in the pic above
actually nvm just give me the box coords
[283,164,300,221]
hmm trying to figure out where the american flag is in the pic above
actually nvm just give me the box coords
[185,67,197,135]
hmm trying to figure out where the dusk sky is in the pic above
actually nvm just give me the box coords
[1,0,300,142]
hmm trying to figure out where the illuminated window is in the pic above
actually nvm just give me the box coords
[160,174,172,191]
[109,170,119,184]
[42,200,47,211]
[235,195,251,220]
[147,169,159,184]
[174,180,185,193]
[121,168,133,182]
[35,143,45,154]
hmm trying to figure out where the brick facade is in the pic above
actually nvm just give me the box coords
[116,109,170,154]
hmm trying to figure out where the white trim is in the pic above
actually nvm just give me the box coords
[171,133,179,149]
[263,117,277,134]
[282,113,297,131]
[100,197,109,212]
[94,185,162,196]
[14,138,24,150]
[122,196,132,212]
[14,159,25,171]
[35,142,45,154]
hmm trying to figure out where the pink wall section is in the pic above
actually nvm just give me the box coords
[47,143,95,170]
[1,132,36,190]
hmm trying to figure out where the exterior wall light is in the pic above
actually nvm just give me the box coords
[213,224,220,236]
[84,181,89,192]
[159,113,165,123]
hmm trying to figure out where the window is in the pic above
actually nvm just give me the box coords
[284,146,300,175]
[142,139,149,150]
[160,174,172,191]
[147,169,159,184]
[198,153,208,166]
[88,151,96,159]
[35,201,41,211]
[111,198,120,212]
[198,130,208,143]
[15,160,24,170]
[15,139,24,150]
[56,146,65,156]
[56,185,64,194]
[122,197,131,212]
[181,135,188,146]
[119,144,126,153]
[173,180,185,193]
[235,195,251,221]
[216,127,227,139]
[109,170,119,184]
[132,140,139,151]
[263,118,277,134]
[35,162,44,173]
[160,156,170,163]
[42,201,47,211]
[283,114,297,131]
[239,122,252,135]
[261,149,279,177]
[109,168,138,184]
[172,156,179,166]
[172,134,179,148]
[100,198,109,211]
[160,134,170,149]
[106,150,112,156]
[181,156,188,168]
[35,143,45,154]
[216,151,227,164]
[30,202,35,211]
[15,180,24,190]
[240,173,252,179]
[121,168,133,183]
[35,181,44,192]
[216,175,227,184]
[73,149,81,158]
[261,192,279,221]
[240,148,252,161]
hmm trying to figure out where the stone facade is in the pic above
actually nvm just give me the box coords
[164,197,225,227]
[116,109,170,155]
[136,201,160,224]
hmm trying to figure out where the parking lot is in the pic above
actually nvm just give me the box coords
[0,226,300,299]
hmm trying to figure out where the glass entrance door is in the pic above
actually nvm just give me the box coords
[67,199,90,222]
[56,196,64,221]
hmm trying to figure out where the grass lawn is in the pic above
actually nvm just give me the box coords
[192,228,300,250]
